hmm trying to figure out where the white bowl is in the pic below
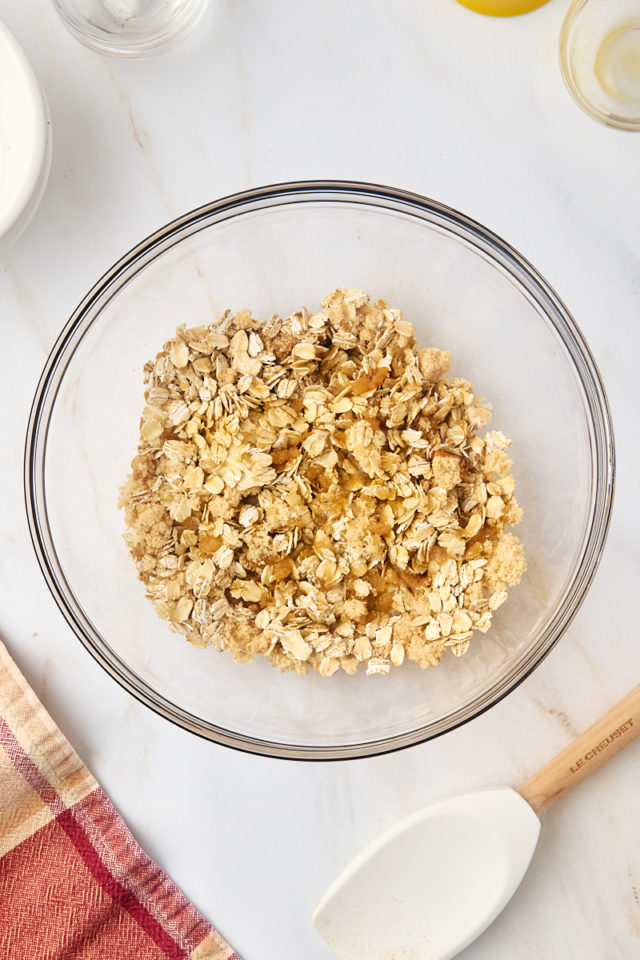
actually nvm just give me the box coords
[0,19,51,254]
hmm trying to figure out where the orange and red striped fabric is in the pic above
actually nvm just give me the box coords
[0,640,239,960]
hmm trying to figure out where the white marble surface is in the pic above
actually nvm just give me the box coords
[1,1,639,957]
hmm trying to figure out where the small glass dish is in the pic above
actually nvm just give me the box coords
[560,0,640,130]
[25,182,614,760]
[50,0,208,58]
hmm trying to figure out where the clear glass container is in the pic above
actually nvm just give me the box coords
[25,182,614,760]
[560,0,640,130]
[50,0,208,58]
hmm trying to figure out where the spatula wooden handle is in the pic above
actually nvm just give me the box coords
[518,684,640,815]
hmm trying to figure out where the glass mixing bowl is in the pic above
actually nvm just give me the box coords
[25,182,614,760]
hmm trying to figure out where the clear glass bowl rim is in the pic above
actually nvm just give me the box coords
[50,0,209,59]
[24,180,615,761]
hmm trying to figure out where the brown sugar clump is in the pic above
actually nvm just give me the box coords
[120,288,526,677]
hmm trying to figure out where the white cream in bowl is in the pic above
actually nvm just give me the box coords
[0,18,51,253]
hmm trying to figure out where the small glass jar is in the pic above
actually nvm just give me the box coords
[560,0,640,130]
[51,0,209,58]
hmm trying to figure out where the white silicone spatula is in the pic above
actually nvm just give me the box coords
[313,684,640,960]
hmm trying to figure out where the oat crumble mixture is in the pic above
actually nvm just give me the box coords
[120,288,525,677]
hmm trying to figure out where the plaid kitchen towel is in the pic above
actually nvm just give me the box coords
[0,639,240,960]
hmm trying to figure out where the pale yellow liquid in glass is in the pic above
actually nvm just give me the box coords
[595,22,640,103]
